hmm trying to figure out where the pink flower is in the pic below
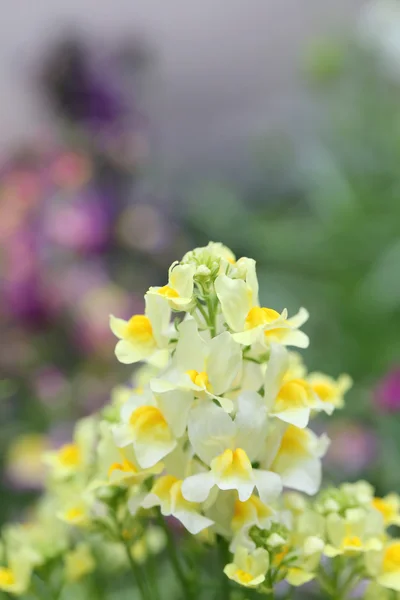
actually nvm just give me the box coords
[375,368,400,412]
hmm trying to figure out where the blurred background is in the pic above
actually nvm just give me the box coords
[0,0,399,556]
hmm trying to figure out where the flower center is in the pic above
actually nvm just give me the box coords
[277,426,309,456]
[275,379,313,411]
[186,370,212,390]
[158,285,179,299]
[245,307,280,330]
[65,506,85,521]
[108,457,138,479]
[126,315,154,343]
[311,381,335,402]
[342,536,363,549]
[129,406,171,442]
[58,443,81,467]
[383,542,400,572]
[0,568,16,587]
[211,448,252,480]
[372,498,395,524]
[236,569,253,584]
[232,496,272,531]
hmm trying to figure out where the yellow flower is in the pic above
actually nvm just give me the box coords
[110,293,170,366]
[148,262,196,311]
[372,495,400,527]
[367,540,400,593]
[308,372,352,409]
[224,547,269,588]
[324,509,383,558]
[0,553,32,595]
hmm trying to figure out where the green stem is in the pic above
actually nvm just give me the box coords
[156,511,190,598]
[122,540,149,600]
[206,296,217,337]
[148,551,162,600]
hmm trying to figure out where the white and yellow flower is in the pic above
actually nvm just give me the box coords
[372,494,400,527]
[147,262,196,311]
[95,421,163,486]
[324,508,384,557]
[43,416,97,481]
[264,344,334,428]
[151,317,242,412]
[110,292,171,366]
[181,397,282,506]
[366,540,400,593]
[0,552,33,596]
[308,372,352,409]
[224,546,270,588]
[112,390,185,469]
[142,475,214,535]
[215,271,309,348]
[264,424,330,495]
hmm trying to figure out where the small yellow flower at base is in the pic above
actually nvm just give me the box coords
[224,546,270,588]
[372,495,400,527]
[0,554,32,596]
[43,442,82,480]
[0,568,16,590]
[324,510,384,558]
[286,567,315,587]
[64,544,96,583]
[377,542,400,592]
[58,503,89,527]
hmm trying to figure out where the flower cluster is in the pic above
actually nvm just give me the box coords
[1,242,398,600]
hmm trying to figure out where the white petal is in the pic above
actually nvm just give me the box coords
[145,293,171,348]
[281,457,321,495]
[115,340,150,364]
[207,332,242,395]
[181,472,215,503]
[218,479,254,502]
[109,315,128,339]
[215,275,250,332]
[244,258,259,306]
[134,439,177,469]
[234,392,268,461]
[174,510,214,535]
[188,403,236,465]
[169,263,195,299]
[264,344,289,408]
[174,318,207,372]
[120,393,154,423]
[287,307,309,328]
[148,349,170,368]
[284,330,310,349]
[232,327,263,346]
[112,424,135,448]
[254,469,283,504]
[272,408,310,429]
[157,389,193,437]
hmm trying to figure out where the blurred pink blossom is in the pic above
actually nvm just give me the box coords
[325,421,377,475]
[375,367,400,412]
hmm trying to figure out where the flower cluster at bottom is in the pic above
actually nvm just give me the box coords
[0,242,398,599]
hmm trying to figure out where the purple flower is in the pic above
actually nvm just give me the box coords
[375,367,400,412]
